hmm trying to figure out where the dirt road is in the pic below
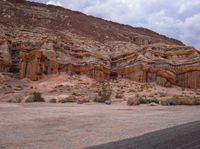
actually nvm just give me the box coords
[0,103,200,149]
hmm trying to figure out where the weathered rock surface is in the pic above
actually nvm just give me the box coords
[0,0,200,88]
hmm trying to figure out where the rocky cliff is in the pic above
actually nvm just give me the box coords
[0,0,200,89]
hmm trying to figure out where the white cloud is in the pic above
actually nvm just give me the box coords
[46,0,62,7]
[180,14,200,48]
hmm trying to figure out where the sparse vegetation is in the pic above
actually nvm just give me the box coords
[15,98,22,103]
[147,98,159,104]
[160,95,200,106]
[115,93,124,99]
[135,95,146,104]
[127,96,140,106]
[77,98,90,104]
[7,97,22,103]
[127,94,200,106]
[49,98,57,103]
[25,92,45,103]
[58,95,77,103]
[95,82,112,103]
[127,94,159,106]
[159,92,168,97]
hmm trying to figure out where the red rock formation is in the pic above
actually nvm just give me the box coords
[20,51,59,81]
[0,39,11,72]
[0,0,200,89]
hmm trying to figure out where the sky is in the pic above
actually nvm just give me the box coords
[31,0,200,50]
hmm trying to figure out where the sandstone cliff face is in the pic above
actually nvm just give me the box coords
[115,45,200,89]
[0,0,200,89]
[0,39,11,72]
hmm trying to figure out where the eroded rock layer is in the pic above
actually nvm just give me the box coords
[0,0,200,89]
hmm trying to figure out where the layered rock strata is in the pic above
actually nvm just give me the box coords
[0,0,200,89]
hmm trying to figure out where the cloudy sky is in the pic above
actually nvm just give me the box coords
[31,0,200,50]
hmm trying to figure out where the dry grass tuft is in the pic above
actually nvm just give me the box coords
[25,92,45,103]
[160,95,200,106]
[115,93,124,99]
[127,96,140,106]
[58,95,77,103]
[95,82,112,103]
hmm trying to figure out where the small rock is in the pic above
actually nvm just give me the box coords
[149,102,158,106]
[105,100,112,105]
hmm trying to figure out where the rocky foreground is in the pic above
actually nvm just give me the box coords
[0,72,200,105]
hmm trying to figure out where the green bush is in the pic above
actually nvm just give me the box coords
[25,92,45,103]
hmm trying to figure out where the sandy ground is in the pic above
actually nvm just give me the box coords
[1,73,200,104]
[0,103,200,149]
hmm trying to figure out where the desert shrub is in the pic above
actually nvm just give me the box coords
[160,95,200,106]
[25,92,45,103]
[7,97,22,103]
[58,95,77,103]
[95,82,112,103]
[115,93,124,99]
[33,92,45,102]
[146,98,159,104]
[158,92,168,97]
[127,96,140,106]
[24,95,34,103]
[137,95,147,104]
[16,98,22,103]
[127,94,159,106]
[7,99,16,103]
[77,98,90,104]
[49,98,57,103]
[134,94,152,104]
[194,97,200,105]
